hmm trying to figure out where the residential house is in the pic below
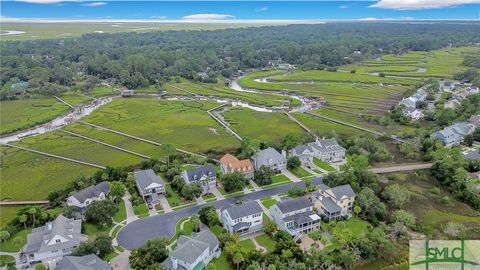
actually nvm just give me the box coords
[444,97,462,109]
[55,254,111,270]
[432,122,476,147]
[469,115,480,128]
[134,169,166,203]
[467,86,479,95]
[181,165,217,196]
[439,81,455,92]
[312,183,356,221]
[269,197,320,241]
[251,147,287,172]
[464,150,480,161]
[398,87,428,119]
[221,201,263,236]
[66,182,110,210]
[277,63,294,70]
[402,107,424,120]
[21,215,87,265]
[162,229,221,270]
[290,137,345,167]
[220,153,255,180]
[10,81,29,96]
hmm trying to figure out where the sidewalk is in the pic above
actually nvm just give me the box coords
[210,186,225,200]
[249,180,262,191]
[159,195,172,213]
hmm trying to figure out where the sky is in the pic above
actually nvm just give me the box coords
[1,0,480,21]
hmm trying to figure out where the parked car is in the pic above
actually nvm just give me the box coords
[148,203,153,209]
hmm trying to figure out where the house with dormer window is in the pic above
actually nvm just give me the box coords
[312,183,356,221]
[134,169,166,203]
[21,215,87,265]
[181,165,217,195]
[289,137,345,167]
[251,147,287,172]
[221,201,263,236]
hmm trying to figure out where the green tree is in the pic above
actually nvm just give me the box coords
[109,181,126,203]
[238,138,260,159]
[18,214,27,229]
[353,206,361,219]
[35,264,46,270]
[160,144,177,166]
[85,200,118,227]
[74,234,114,258]
[287,186,305,198]
[392,210,416,229]
[191,214,201,232]
[198,206,220,227]
[282,133,305,150]
[287,156,301,170]
[233,253,244,270]
[382,184,411,209]
[0,231,10,242]
[254,165,274,186]
[129,237,169,270]
[222,171,246,192]
[28,207,37,227]
[181,183,203,200]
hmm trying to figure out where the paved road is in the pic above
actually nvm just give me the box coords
[371,163,433,174]
[117,178,323,250]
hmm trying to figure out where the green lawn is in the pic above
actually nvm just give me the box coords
[289,166,312,178]
[0,255,15,267]
[165,184,181,207]
[103,252,118,262]
[133,203,149,218]
[82,98,240,154]
[0,228,31,252]
[113,199,127,223]
[0,206,22,228]
[261,197,278,209]
[255,234,276,252]
[223,107,307,144]
[313,158,336,172]
[0,98,69,135]
[202,193,216,202]
[210,253,232,270]
[83,222,113,239]
[182,220,193,236]
[88,86,116,97]
[270,174,291,185]
[210,225,225,237]
[239,239,255,252]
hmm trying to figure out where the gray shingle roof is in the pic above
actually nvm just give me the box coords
[56,255,110,270]
[73,182,110,203]
[163,228,219,267]
[252,147,286,168]
[321,197,342,213]
[184,165,216,183]
[464,150,480,161]
[330,185,356,199]
[283,210,319,225]
[275,197,311,213]
[134,169,165,191]
[223,201,263,220]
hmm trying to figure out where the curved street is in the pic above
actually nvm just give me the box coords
[117,178,323,250]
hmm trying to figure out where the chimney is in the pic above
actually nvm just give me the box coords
[172,256,178,269]
[281,150,287,158]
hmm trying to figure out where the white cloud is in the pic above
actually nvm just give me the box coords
[149,15,167,19]
[370,0,480,10]
[339,5,350,9]
[81,2,106,7]
[182,14,234,20]
[255,6,269,12]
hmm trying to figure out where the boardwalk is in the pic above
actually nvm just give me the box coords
[54,96,74,109]
[370,163,433,174]
[77,121,217,162]
[207,104,243,141]
[2,143,105,169]
[59,129,151,159]
[0,201,49,206]
[284,112,314,137]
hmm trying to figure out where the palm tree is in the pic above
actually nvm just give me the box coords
[19,214,27,229]
[233,253,244,270]
[28,207,37,227]
[353,206,361,219]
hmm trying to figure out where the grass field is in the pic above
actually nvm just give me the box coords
[0,98,68,135]
[383,172,480,238]
[0,206,22,228]
[255,234,276,252]
[0,228,31,252]
[239,239,256,251]
[0,145,97,201]
[82,98,239,155]
[0,22,287,41]
[223,107,307,143]
[113,199,127,223]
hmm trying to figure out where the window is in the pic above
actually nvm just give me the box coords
[56,239,61,243]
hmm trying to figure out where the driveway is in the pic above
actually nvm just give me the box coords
[123,192,138,223]
[281,169,302,182]
[117,177,323,250]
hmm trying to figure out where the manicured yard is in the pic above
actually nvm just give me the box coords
[165,184,181,207]
[202,193,216,202]
[83,222,113,239]
[289,166,312,178]
[239,239,255,252]
[103,252,118,262]
[182,220,193,236]
[210,253,232,270]
[133,203,149,218]
[0,228,31,252]
[270,174,291,185]
[113,199,127,223]
[261,197,278,209]
[255,234,276,252]
[210,225,225,237]
[313,158,336,172]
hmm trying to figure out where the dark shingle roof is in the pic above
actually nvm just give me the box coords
[224,201,263,219]
[134,169,165,191]
[331,184,356,199]
[185,165,216,182]
[321,197,342,213]
[73,182,110,203]
[464,150,480,161]
[275,197,311,213]
[56,255,110,270]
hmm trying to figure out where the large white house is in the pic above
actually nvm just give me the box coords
[398,87,428,120]
[269,197,320,241]
[289,137,345,167]
[221,201,263,236]
[251,147,287,172]
[134,169,166,203]
[21,215,87,265]
[162,229,220,270]
[66,182,110,209]
[312,183,356,221]
[181,165,217,196]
